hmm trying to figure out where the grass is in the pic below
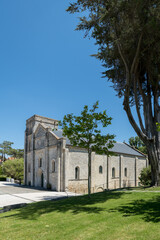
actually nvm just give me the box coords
[0,190,160,240]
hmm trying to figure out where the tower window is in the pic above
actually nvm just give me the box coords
[124,168,127,177]
[112,167,115,178]
[75,166,80,180]
[52,160,55,172]
[39,158,42,168]
[99,166,103,174]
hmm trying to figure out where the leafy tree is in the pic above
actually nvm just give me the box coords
[9,149,24,159]
[67,1,160,186]
[0,141,24,160]
[2,158,24,183]
[0,141,14,161]
[61,101,115,196]
[129,136,147,154]
[156,122,160,132]
[139,166,152,186]
[0,165,2,176]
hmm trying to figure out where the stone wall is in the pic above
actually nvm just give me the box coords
[66,148,147,192]
[67,148,88,181]
[49,146,58,190]
[121,155,135,188]
[68,180,88,194]
[91,153,107,190]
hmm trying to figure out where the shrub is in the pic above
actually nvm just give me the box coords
[2,158,24,182]
[139,166,152,186]
[47,183,52,190]
[0,165,2,176]
[0,177,6,181]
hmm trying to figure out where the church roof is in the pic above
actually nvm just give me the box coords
[110,142,145,157]
[52,129,71,145]
[52,129,145,157]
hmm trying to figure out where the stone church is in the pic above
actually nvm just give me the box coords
[24,115,147,193]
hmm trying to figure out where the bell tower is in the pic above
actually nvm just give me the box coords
[24,115,59,185]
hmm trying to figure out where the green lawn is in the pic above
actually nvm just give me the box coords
[0,191,160,240]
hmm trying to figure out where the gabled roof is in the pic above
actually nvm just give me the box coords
[34,123,61,140]
[52,129,145,157]
[52,129,71,144]
[110,142,145,157]
[33,122,47,134]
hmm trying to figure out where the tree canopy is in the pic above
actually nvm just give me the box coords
[61,101,115,195]
[0,141,24,161]
[0,141,13,161]
[129,136,147,154]
[67,1,160,186]
[2,158,24,183]
[9,148,24,159]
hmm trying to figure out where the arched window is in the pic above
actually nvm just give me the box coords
[39,158,42,168]
[124,168,127,177]
[112,167,115,178]
[75,166,80,180]
[99,166,103,174]
[52,160,55,172]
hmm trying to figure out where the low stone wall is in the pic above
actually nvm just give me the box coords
[0,203,27,214]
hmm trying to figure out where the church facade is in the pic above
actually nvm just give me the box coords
[24,115,147,193]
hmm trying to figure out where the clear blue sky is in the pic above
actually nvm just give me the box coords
[0,0,137,149]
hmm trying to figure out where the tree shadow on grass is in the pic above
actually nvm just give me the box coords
[109,195,160,223]
[1,191,126,220]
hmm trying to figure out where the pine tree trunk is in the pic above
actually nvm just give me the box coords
[147,141,160,186]
[123,72,160,187]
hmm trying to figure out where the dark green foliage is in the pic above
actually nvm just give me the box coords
[139,166,152,186]
[67,1,160,101]
[9,148,24,159]
[0,165,6,181]
[0,177,6,181]
[2,158,24,182]
[0,165,2,176]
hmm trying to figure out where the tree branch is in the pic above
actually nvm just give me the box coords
[131,32,143,74]
[134,76,146,134]
[123,84,148,143]
[116,40,130,84]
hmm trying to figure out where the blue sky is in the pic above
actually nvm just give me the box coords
[0,0,137,149]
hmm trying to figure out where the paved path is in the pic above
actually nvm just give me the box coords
[131,190,160,192]
[0,182,77,208]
